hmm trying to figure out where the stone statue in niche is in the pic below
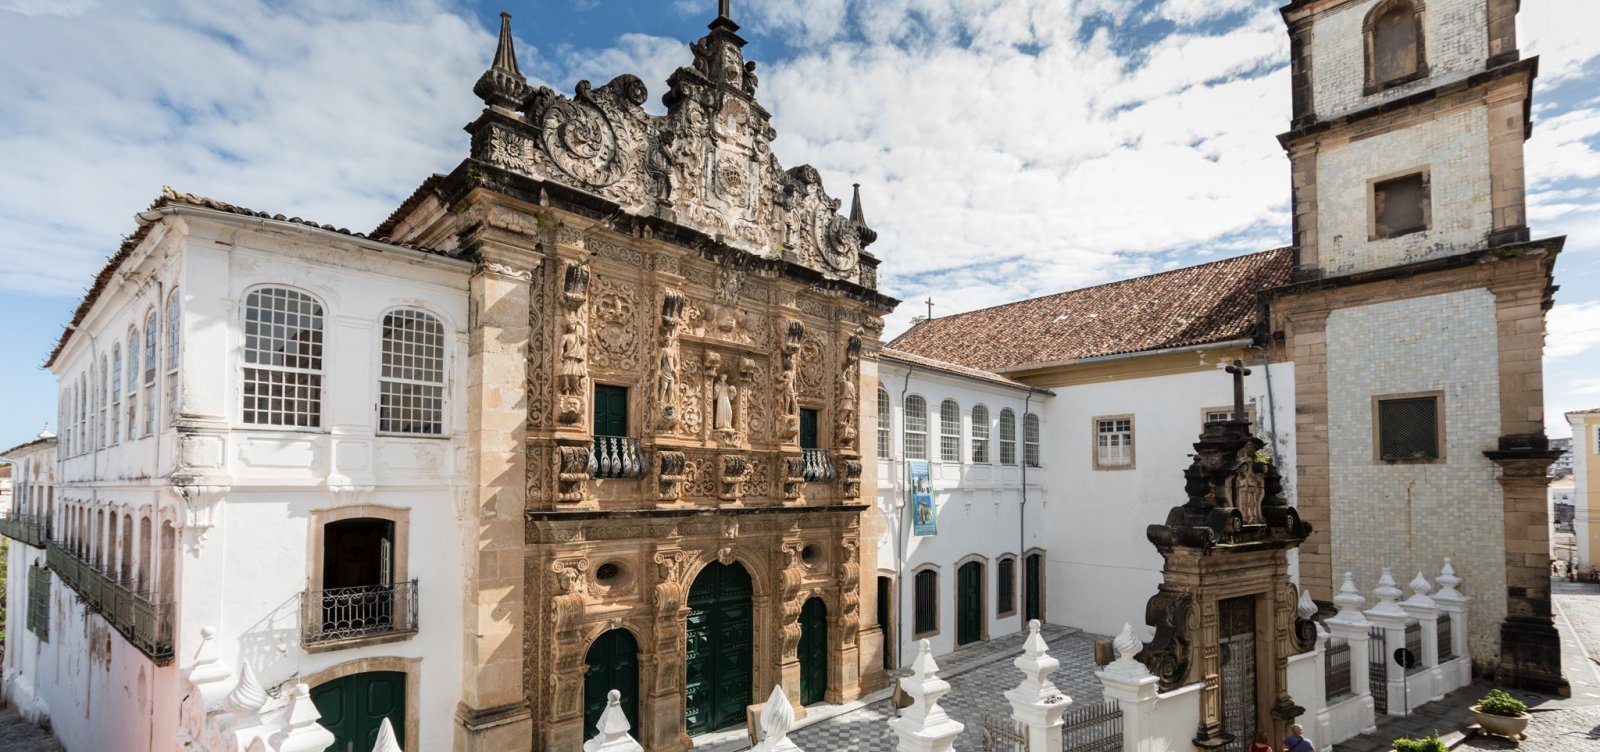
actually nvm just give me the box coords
[1230,445,1267,525]
[778,319,803,441]
[777,368,797,416]
[656,290,686,429]
[835,333,862,449]
[714,373,737,431]
[559,319,587,394]
[555,261,591,426]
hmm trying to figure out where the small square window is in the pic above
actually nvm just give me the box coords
[1094,415,1134,469]
[1373,172,1429,239]
[1375,394,1442,462]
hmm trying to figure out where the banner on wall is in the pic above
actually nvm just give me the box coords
[910,460,936,536]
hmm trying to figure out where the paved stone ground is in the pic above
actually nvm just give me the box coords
[0,708,64,752]
[1456,705,1600,752]
[698,624,1108,752]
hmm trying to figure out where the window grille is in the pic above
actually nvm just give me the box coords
[971,406,991,463]
[876,387,892,459]
[1377,396,1439,461]
[1024,414,1041,467]
[998,557,1015,614]
[1096,417,1134,467]
[914,569,938,635]
[999,409,1017,465]
[379,309,446,435]
[939,399,961,462]
[27,564,50,640]
[242,287,325,427]
[904,395,928,460]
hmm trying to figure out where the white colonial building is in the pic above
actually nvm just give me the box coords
[4,190,473,751]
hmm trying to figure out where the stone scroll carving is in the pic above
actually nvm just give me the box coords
[657,450,686,502]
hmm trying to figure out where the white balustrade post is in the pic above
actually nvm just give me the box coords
[1364,567,1411,715]
[752,685,804,752]
[1007,619,1072,752]
[1399,572,1442,701]
[584,689,646,752]
[1432,558,1470,689]
[889,639,964,752]
[1095,624,1160,752]
[272,683,337,752]
[1325,573,1376,734]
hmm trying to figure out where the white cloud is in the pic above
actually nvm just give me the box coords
[1546,300,1600,360]
[1158,0,1261,26]
[1520,0,1600,84]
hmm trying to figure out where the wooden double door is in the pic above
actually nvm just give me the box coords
[798,597,828,705]
[685,562,753,735]
[584,628,639,740]
[310,671,404,752]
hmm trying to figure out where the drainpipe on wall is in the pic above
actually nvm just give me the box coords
[1019,390,1032,621]
[895,361,916,683]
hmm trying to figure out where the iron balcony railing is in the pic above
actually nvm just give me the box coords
[590,435,648,480]
[303,580,418,646]
[1437,613,1454,661]
[801,448,836,482]
[0,511,47,548]
[1324,639,1353,700]
[44,540,174,663]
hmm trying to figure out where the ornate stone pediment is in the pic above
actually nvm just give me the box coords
[469,10,878,288]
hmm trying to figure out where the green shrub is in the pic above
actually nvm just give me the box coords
[1476,688,1527,717]
[1391,733,1447,752]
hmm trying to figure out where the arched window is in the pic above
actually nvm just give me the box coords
[971,405,990,464]
[166,289,181,366]
[110,344,122,445]
[998,408,1017,465]
[379,309,447,435]
[903,395,928,460]
[997,556,1017,617]
[1024,414,1041,468]
[939,399,961,462]
[913,568,939,637]
[242,287,325,427]
[78,374,88,454]
[99,355,109,449]
[126,328,140,441]
[1365,0,1425,91]
[143,308,158,435]
[876,387,892,460]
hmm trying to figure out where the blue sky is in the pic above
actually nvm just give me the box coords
[2,0,1598,452]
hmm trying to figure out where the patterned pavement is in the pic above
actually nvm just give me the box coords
[0,709,63,752]
[744,625,1109,752]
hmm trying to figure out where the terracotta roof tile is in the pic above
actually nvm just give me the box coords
[46,188,454,368]
[880,348,1047,392]
[888,248,1294,373]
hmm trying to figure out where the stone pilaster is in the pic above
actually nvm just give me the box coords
[1487,445,1568,695]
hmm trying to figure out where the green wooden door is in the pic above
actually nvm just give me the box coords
[594,384,628,437]
[957,562,983,646]
[1024,554,1043,622]
[685,562,753,735]
[584,628,640,740]
[310,671,405,752]
[799,408,819,449]
[799,597,828,705]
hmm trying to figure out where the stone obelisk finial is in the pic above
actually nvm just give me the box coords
[474,11,532,108]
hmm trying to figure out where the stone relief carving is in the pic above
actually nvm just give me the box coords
[655,290,686,429]
[836,332,861,450]
[657,450,686,502]
[776,319,803,442]
[556,445,590,502]
[591,276,641,371]
[718,454,749,501]
[556,261,591,425]
[526,264,552,429]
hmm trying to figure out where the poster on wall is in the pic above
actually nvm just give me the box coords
[910,460,936,536]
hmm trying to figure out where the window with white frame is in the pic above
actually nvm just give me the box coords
[1024,413,1041,468]
[110,344,121,445]
[143,309,158,435]
[167,289,181,419]
[939,399,961,462]
[78,374,87,454]
[99,355,109,449]
[971,405,991,463]
[126,328,139,441]
[998,408,1017,465]
[242,287,325,428]
[904,395,928,460]
[876,387,892,460]
[379,309,447,435]
[1095,415,1134,468]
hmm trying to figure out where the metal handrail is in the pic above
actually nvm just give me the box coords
[0,511,47,548]
[302,580,419,645]
[43,540,173,662]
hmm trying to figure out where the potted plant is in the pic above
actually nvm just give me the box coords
[1392,733,1447,752]
[1471,688,1530,739]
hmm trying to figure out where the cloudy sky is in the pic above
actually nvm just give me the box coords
[1,0,1598,452]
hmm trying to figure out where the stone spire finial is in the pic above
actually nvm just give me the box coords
[371,718,403,752]
[223,661,267,722]
[850,182,879,245]
[1369,566,1406,617]
[188,626,233,709]
[38,423,54,439]
[1435,558,1466,602]
[1403,571,1436,610]
[274,684,336,752]
[474,12,532,108]
[583,689,645,752]
[751,685,801,752]
[1296,587,1318,620]
[710,0,741,32]
[1331,572,1367,621]
[889,639,964,752]
[1007,619,1064,703]
[1102,622,1151,680]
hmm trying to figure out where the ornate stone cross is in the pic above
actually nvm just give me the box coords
[1226,359,1252,422]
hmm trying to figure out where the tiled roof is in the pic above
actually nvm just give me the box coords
[888,248,1295,373]
[46,188,453,368]
[880,348,1047,393]
[1568,407,1600,416]
[0,436,56,457]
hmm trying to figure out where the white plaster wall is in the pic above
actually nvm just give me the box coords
[875,361,1046,662]
[1308,0,1488,121]
[1039,363,1297,641]
[1326,288,1504,661]
[1315,103,1492,276]
[1571,414,1597,569]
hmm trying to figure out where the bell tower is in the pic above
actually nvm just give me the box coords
[1267,0,1566,693]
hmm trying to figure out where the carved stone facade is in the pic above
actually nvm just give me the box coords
[382,9,894,751]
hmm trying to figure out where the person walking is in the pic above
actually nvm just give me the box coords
[1283,724,1315,752]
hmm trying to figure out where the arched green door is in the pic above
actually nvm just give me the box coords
[957,561,984,646]
[584,628,640,740]
[1025,553,1043,622]
[798,597,828,705]
[685,561,753,735]
[311,671,405,752]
